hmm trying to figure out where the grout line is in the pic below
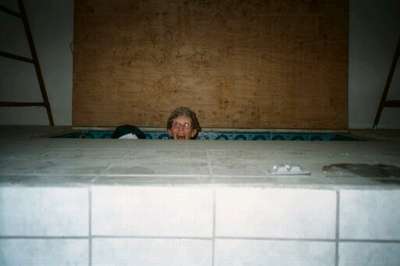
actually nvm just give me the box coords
[89,187,92,266]
[0,236,88,239]
[1,235,399,243]
[339,239,400,243]
[335,191,340,266]
[206,150,214,178]
[212,189,216,266]
[215,236,336,242]
[90,235,213,240]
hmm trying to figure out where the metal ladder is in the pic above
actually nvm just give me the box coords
[373,34,400,128]
[0,0,54,126]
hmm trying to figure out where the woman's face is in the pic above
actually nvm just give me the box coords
[168,115,197,140]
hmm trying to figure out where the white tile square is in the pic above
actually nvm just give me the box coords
[215,239,335,266]
[104,158,210,175]
[0,239,88,266]
[340,190,400,240]
[216,188,336,239]
[37,159,110,175]
[208,150,267,176]
[93,238,212,266]
[0,159,108,176]
[92,186,213,237]
[339,242,400,266]
[0,187,89,236]
[106,149,210,175]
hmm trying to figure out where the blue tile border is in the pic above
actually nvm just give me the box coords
[53,130,358,141]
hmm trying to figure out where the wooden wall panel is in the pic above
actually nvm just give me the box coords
[73,0,348,129]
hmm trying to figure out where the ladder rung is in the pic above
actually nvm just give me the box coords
[0,5,21,18]
[0,51,34,63]
[384,100,400,107]
[0,102,45,107]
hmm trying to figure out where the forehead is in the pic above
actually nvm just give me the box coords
[173,115,192,123]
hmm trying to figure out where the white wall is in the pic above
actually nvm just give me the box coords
[0,0,399,128]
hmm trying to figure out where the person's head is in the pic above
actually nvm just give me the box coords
[167,107,201,140]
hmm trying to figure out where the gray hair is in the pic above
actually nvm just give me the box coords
[166,107,201,137]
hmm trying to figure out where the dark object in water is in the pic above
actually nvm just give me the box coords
[323,163,400,178]
[112,125,146,139]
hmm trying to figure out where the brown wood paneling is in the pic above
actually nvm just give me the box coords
[73,0,348,129]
